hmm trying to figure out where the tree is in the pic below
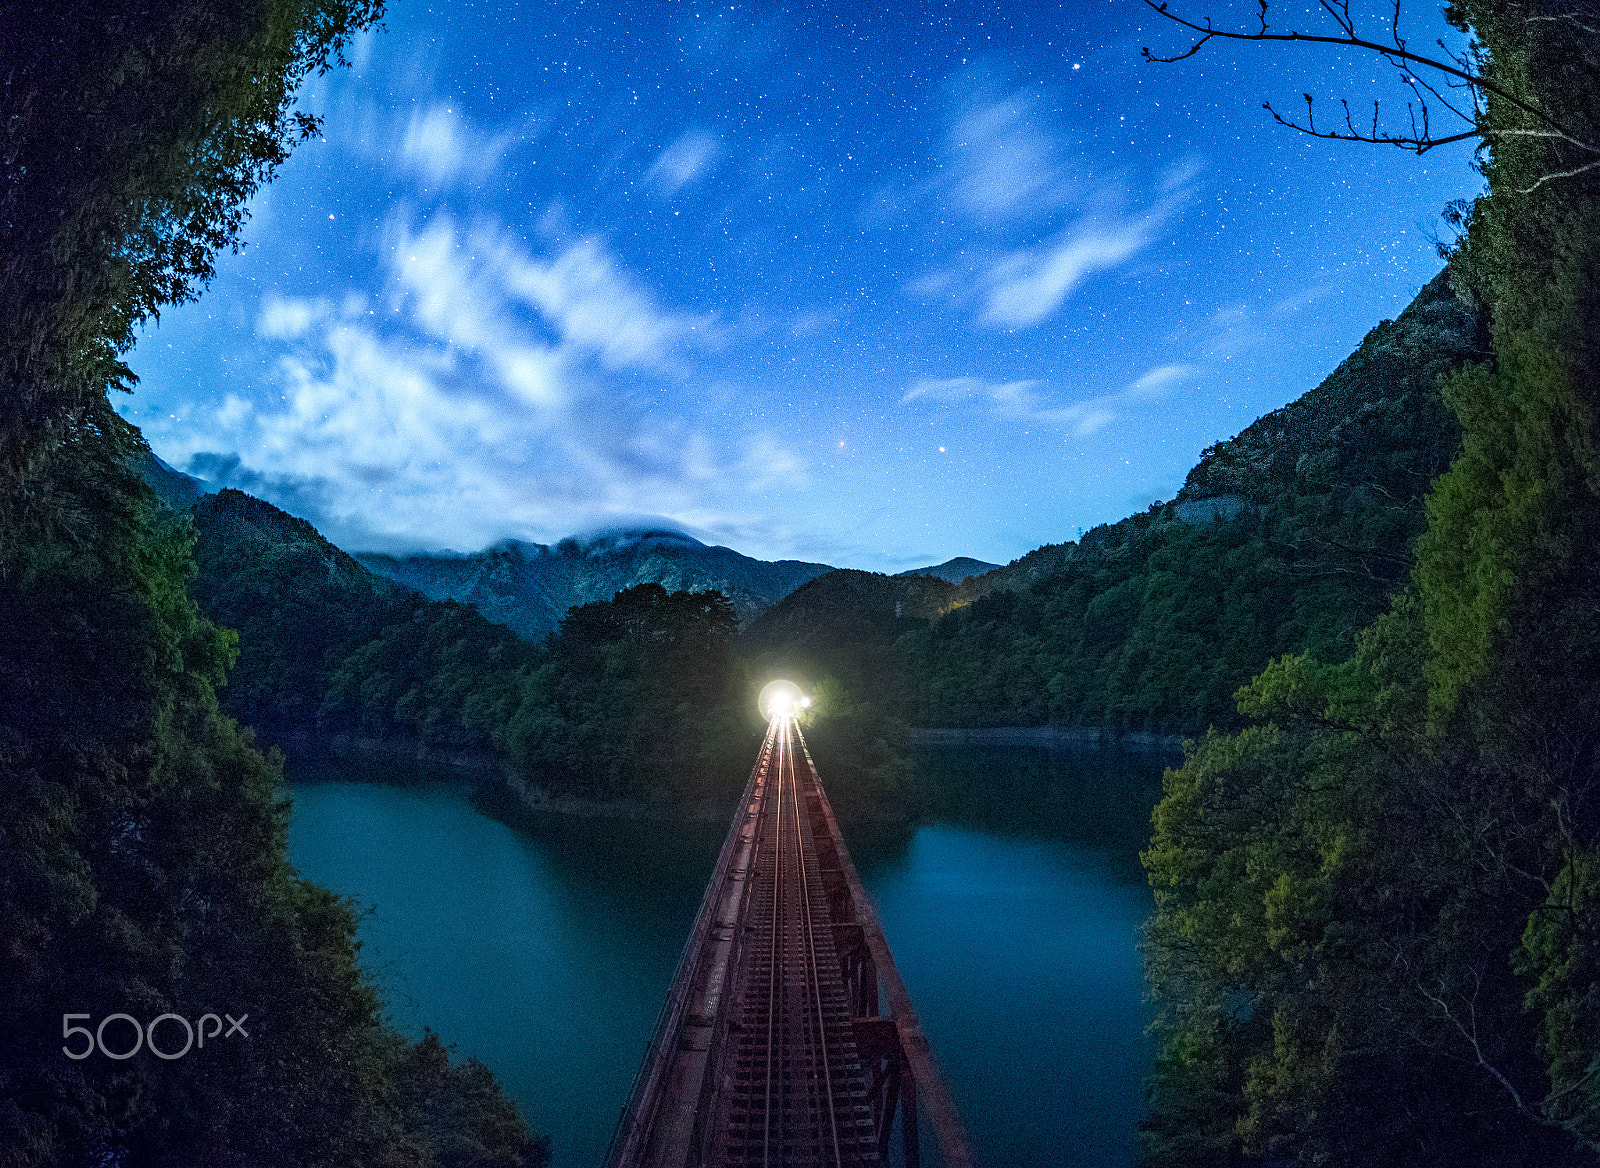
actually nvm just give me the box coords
[502,585,749,802]
[1,0,381,480]
[1143,0,1600,189]
[1139,1,1600,1161]
[0,4,544,1163]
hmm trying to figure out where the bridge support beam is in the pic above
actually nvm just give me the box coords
[604,718,974,1168]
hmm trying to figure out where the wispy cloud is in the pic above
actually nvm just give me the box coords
[894,82,1196,330]
[906,196,1186,330]
[861,85,1081,230]
[902,376,1107,430]
[400,104,518,184]
[172,212,799,553]
[902,376,1042,408]
[1128,363,1192,398]
[903,364,1194,437]
[257,293,329,340]
[646,129,721,196]
[501,238,711,369]
[980,218,1160,327]
[389,215,710,373]
[947,93,1077,221]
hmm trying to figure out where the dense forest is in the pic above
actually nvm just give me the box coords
[742,568,958,803]
[173,484,758,804]
[187,486,535,756]
[1137,1,1600,1163]
[0,4,542,1165]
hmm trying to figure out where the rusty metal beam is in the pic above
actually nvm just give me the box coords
[605,725,777,1168]
[793,727,976,1168]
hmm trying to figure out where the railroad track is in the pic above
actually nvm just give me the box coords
[605,706,973,1168]
[708,716,875,1166]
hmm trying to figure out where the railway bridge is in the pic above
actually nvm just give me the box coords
[605,700,974,1168]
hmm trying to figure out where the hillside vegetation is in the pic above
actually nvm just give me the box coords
[743,570,958,803]
[173,264,1486,806]
[178,487,754,802]
[0,3,543,1164]
[899,268,1482,735]
[190,488,534,755]
[1139,3,1600,1162]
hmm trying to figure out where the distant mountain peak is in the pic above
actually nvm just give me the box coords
[133,449,212,510]
[358,527,834,640]
[556,527,708,557]
[895,556,1000,585]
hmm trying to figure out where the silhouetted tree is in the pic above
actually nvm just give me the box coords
[0,4,544,1164]
[1144,0,1600,188]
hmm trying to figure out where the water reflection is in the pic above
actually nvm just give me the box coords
[286,773,725,1168]
[847,745,1174,1168]
[842,744,1172,873]
[284,742,1174,1168]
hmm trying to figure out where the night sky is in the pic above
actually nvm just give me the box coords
[118,0,1484,570]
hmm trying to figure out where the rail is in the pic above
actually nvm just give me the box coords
[604,715,975,1168]
[604,722,778,1165]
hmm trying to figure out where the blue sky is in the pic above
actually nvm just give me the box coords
[120,0,1484,571]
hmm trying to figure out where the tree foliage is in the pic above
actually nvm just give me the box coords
[741,569,952,805]
[502,583,752,802]
[176,486,755,803]
[0,4,543,1164]
[1140,2,1600,1162]
[188,488,533,753]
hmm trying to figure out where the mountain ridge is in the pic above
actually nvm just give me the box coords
[895,556,999,584]
[944,267,1483,606]
[356,532,837,641]
[131,455,844,640]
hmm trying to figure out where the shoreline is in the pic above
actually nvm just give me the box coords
[270,722,1182,824]
[271,726,740,822]
[909,725,1186,750]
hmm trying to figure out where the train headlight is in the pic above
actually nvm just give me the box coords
[758,679,805,720]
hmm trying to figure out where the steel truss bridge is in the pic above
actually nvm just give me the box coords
[605,715,974,1168]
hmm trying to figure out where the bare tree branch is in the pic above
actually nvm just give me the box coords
[1142,0,1600,166]
[1518,156,1600,192]
[1418,968,1600,1151]
[1419,970,1542,1121]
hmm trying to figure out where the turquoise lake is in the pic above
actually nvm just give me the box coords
[285,744,1170,1166]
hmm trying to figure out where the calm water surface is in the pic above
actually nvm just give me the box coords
[285,745,1170,1167]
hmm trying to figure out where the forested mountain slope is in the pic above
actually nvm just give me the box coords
[895,556,999,584]
[187,489,535,754]
[741,570,959,802]
[178,262,1485,759]
[175,487,751,804]
[1139,5,1600,1163]
[746,568,957,649]
[897,268,1485,734]
[0,3,542,1163]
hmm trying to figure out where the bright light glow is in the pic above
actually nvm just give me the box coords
[758,679,805,721]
